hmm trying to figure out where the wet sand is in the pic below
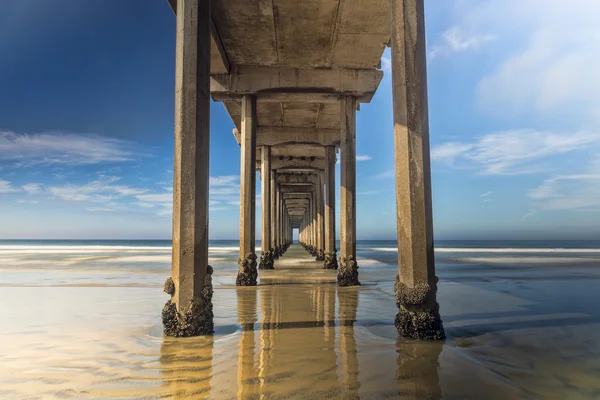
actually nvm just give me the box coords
[1,243,600,399]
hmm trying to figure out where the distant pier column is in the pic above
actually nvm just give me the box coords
[162,0,213,337]
[270,170,277,263]
[274,186,280,257]
[310,191,316,250]
[236,94,258,286]
[391,0,444,339]
[315,173,325,261]
[259,146,274,270]
[324,146,338,269]
[338,96,360,286]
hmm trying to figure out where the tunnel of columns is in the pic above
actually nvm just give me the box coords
[161,0,445,341]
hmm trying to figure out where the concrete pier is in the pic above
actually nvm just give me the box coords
[162,0,213,337]
[390,0,445,339]
[324,146,338,269]
[236,95,258,286]
[338,96,360,287]
[165,0,443,340]
[259,146,274,270]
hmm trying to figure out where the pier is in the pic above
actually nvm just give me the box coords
[162,0,444,340]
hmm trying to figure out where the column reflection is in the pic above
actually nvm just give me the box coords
[159,335,214,398]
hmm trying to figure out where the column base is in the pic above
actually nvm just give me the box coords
[273,246,281,259]
[258,249,275,270]
[337,255,360,286]
[315,249,325,261]
[323,251,338,269]
[394,276,445,340]
[236,252,258,286]
[161,266,214,337]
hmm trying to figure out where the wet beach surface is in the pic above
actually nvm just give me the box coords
[1,242,600,399]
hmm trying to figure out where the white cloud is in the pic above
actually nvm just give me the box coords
[429,27,496,60]
[0,131,141,166]
[480,191,492,197]
[483,198,491,203]
[432,130,600,175]
[438,0,600,125]
[380,55,391,72]
[0,180,20,194]
[356,155,372,161]
[22,183,42,194]
[527,173,600,212]
[51,176,147,203]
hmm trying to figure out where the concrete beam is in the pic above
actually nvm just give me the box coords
[211,66,383,102]
[168,0,230,74]
[271,158,326,171]
[277,174,318,185]
[283,193,312,199]
[213,92,342,104]
[233,127,339,147]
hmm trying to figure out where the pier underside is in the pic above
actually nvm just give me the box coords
[163,0,444,340]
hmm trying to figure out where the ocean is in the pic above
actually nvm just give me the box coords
[1,240,599,399]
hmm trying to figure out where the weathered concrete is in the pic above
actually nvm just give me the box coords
[236,95,258,286]
[391,0,444,340]
[270,170,277,264]
[324,146,338,269]
[164,0,213,337]
[165,0,442,341]
[338,96,360,286]
[259,146,274,270]
[315,173,325,261]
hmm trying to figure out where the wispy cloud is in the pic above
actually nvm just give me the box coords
[356,154,372,161]
[527,173,600,212]
[480,191,492,197]
[429,27,496,60]
[373,169,395,180]
[0,131,143,166]
[0,180,20,194]
[22,183,42,194]
[432,130,600,175]
[50,176,148,203]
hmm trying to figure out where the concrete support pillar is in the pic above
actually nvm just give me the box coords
[274,186,280,258]
[338,96,360,286]
[315,174,325,261]
[236,95,258,286]
[162,0,213,337]
[324,146,338,269]
[259,146,274,270]
[270,170,277,263]
[391,0,444,340]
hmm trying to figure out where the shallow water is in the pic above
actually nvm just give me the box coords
[1,241,600,399]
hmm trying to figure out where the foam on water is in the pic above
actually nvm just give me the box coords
[363,247,600,253]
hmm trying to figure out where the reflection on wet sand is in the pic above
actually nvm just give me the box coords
[158,284,446,399]
[159,333,214,397]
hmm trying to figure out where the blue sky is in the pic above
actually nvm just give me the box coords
[1,0,600,240]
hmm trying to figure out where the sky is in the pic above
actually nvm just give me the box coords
[1,0,600,240]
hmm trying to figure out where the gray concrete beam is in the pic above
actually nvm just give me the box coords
[211,66,383,102]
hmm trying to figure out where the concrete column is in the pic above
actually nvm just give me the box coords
[236,95,258,286]
[338,96,360,286]
[270,170,277,262]
[162,0,213,337]
[274,186,280,258]
[324,146,338,269]
[391,0,444,340]
[259,146,274,270]
[315,174,325,261]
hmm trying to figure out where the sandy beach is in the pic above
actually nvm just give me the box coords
[1,241,600,399]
